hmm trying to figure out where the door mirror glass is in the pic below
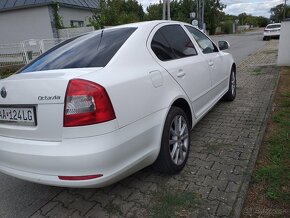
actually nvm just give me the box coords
[218,41,230,51]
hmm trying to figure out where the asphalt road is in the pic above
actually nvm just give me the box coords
[211,30,266,64]
[0,30,267,218]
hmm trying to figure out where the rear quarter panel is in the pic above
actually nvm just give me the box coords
[80,25,192,129]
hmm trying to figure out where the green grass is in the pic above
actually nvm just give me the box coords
[0,66,21,79]
[0,70,15,79]
[281,92,290,97]
[151,191,198,217]
[272,111,290,127]
[254,93,290,202]
[281,99,290,107]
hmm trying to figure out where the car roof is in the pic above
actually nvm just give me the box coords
[103,20,189,31]
[267,23,281,26]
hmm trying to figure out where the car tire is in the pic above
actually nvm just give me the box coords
[222,67,236,101]
[263,36,267,41]
[153,107,191,174]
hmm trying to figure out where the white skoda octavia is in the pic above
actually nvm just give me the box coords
[0,21,236,188]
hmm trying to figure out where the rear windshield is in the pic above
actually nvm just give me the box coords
[20,27,137,73]
[267,24,281,29]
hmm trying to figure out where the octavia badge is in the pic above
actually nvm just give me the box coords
[1,87,7,98]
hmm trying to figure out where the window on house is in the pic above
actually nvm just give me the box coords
[70,20,84,27]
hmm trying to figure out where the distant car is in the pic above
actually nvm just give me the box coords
[263,23,281,40]
[0,21,236,188]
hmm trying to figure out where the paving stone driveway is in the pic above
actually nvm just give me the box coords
[30,41,280,218]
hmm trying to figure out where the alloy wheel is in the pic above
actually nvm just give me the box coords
[169,115,189,166]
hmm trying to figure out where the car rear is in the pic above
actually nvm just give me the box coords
[263,23,281,40]
[0,26,155,187]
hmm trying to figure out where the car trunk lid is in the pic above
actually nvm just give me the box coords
[0,68,102,141]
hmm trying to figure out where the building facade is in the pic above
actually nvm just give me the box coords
[0,0,99,44]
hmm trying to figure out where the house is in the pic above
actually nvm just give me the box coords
[0,0,99,44]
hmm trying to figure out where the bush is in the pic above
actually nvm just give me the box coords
[221,21,233,34]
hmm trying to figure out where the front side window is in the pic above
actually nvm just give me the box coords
[151,25,197,61]
[185,26,218,54]
[20,28,137,73]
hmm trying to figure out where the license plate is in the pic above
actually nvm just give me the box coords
[0,106,36,126]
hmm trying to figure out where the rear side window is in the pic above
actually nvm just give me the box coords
[151,25,197,61]
[151,31,175,61]
[20,28,136,73]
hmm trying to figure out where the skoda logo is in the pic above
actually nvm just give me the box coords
[1,87,7,98]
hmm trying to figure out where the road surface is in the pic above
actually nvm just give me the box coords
[212,30,266,64]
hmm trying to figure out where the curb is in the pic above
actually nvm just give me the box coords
[231,67,281,218]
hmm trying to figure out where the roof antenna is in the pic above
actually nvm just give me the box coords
[83,0,104,29]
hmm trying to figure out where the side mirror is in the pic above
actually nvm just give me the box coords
[218,41,230,50]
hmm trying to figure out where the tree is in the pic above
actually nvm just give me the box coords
[238,13,247,25]
[170,0,196,23]
[145,1,163,20]
[89,0,145,29]
[146,0,226,34]
[204,0,226,35]
[270,3,290,22]
[256,16,269,27]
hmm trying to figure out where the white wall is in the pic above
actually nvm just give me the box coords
[0,6,54,44]
[58,7,92,28]
[277,19,290,66]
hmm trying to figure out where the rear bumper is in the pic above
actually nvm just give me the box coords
[0,109,167,188]
[263,31,280,37]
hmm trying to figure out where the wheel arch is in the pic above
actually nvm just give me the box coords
[232,62,236,73]
[170,98,193,129]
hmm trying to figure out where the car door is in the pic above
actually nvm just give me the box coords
[148,24,212,118]
[185,26,228,101]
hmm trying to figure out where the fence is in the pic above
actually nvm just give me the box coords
[0,43,27,67]
[0,38,68,68]
[0,26,95,68]
[58,26,95,38]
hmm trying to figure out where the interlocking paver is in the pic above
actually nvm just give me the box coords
[30,40,279,218]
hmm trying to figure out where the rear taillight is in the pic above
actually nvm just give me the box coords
[64,79,116,127]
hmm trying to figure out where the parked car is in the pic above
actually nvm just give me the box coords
[0,21,236,188]
[263,23,281,40]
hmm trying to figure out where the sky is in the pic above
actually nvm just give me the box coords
[138,0,288,18]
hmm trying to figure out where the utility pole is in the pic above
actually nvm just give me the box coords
[163,0,166,20]
[201,0,204,29]
[167,0,171,20]
[283,0,287,20]
[196,0,199,20]
[197,0,204,30]
[162,0,171,20]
